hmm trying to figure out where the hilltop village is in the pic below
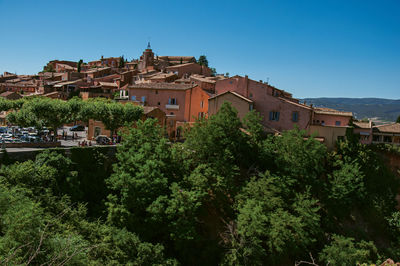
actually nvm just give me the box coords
[1,44,399,148]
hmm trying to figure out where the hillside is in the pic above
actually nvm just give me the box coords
[302,98,400,122]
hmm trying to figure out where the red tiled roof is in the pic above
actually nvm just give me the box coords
[373,123,400,134]
[353,121,371,129]
[128,82,197,90]
[314,107,353,117]
[278,97,313,110]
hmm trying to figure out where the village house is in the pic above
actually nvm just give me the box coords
[208,91,253,120]
[165,62,211,78]
[55,63,77,73]
[372,123,400,145]
[85,67,112,80]
[214,75,313,132]
[126,82,210,137]
[0,91,23,100]
[80,82,118,100]
[353,121,373,144]
[0,72,18,83]
[88,57,120,68]
[46,60,77,71]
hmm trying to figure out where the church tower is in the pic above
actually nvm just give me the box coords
[138,42,154,71]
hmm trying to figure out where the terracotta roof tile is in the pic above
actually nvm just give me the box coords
[314,107,353,117]
[373,123,400,133]
[128,82,197,90]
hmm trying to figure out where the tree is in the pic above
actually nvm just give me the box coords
[94,101,143,138]
[319,235,378,265]
[210,67,217,76]
[119,56,125,68]
[184,102,252,194]
[77,59,83,73]
[6,97,74,137]
[264,128,327,197]
[397,115,400,123]
[197,55,209,67]
[43,63,55,73]
[222,174,321,265]
[106,119,176,239]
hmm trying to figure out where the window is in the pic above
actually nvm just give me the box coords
[335,121,341,126]
[292,111,299,122]
[384,136,392,143]
[155,90,158,94]
[157,102,160,105]
[249,104,254,111]
[168,98,177,105]
[321,120,325,126]
[170,112,174,115]
[200,101,204,108]
[373,135,381,142]
[131,95,136,101]
[269,111,280,121]
[198,112,205,119]
[141,96,146,103]
[94,127,101,137]
[249,93,253,98]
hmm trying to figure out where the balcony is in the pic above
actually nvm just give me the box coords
[165,104,179,110]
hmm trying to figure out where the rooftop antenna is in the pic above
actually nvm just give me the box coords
[266,77,270,84]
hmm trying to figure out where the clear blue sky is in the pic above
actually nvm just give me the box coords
[0,0,399,99]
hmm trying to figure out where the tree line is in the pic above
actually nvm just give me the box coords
[0,97,143,137]
[0,102,400,265]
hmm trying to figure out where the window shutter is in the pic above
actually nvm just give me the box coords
[168,98,171,104]
[276,112,280,121]
[269,111,273,121]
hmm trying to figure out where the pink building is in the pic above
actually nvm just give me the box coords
[166,63,211,78]
[215,75,312,131]
[312,108,352,127]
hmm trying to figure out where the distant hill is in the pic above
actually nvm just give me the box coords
[301,98,400,122]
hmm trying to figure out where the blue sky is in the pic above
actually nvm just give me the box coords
[0,0,399,99]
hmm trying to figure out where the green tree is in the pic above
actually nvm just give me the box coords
[106,119,175,239]
[397,115,400,123]
[119,55,125,68]
[77,59,83,73]
[43,63,55,73]
[184,102,252,195]
[319,235,378,265]
[94,101,143,138]
[198,55,209,67]
[223,174,321,265]
[7,97,71,136]
[210,67,217,76]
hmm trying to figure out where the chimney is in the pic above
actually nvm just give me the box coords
[244,75,249,98]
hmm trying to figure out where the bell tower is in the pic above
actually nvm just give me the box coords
[138,42,154,70]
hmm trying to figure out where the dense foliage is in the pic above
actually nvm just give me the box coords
[0,102,399,265]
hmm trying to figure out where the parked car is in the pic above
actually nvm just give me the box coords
[70,125,85,131]
[96,135,111,145]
